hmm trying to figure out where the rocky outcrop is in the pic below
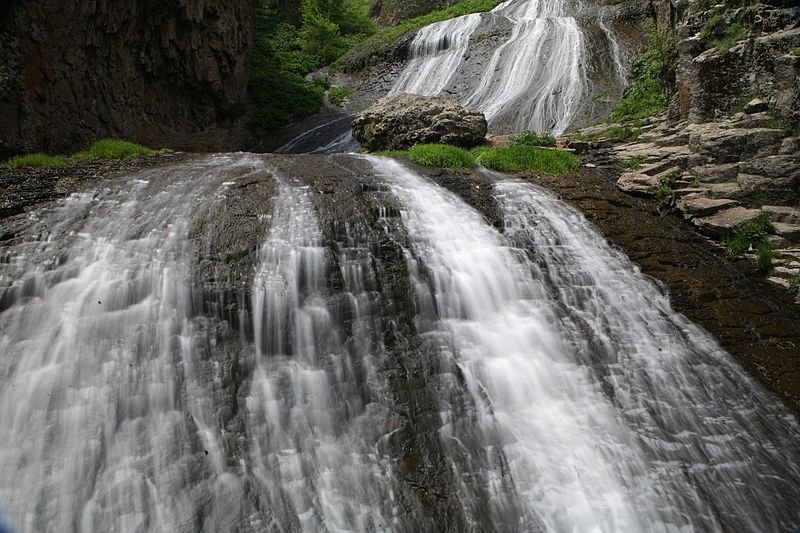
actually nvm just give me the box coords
[352,94,488,151]
[0,0,254,157]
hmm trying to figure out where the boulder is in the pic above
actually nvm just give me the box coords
[686,124,786,163]
[744,98,768,114]
[693,207,762,237]
[352,94,488,151]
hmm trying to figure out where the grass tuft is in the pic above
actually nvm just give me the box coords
[408,144,475,169]
[81,139,155,159]
[474,145,580,175]
[619,155,646,170]
[328,86,353,107]
[509,130,556,148]
[6,153,69,169]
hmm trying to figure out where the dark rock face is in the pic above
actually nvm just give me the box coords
[0,0,255,157]
[352,94,488,151]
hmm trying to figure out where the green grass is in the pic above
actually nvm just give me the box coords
[793,48,800,57]
[340,0,504,71]
[756,245,774,272]
[474,145,580,175]
[408,144,475,169]
[619,155,646,170]
[790,276,800,295]
[723,213,774,254]
[509,130,557,148]
[654,171,680,202]
[6,153,69,169]
[713,23,748,54]
[75,139,156,160]
[328,86,353,106]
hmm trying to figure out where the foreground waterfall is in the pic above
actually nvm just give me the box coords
[0,153,798,532]
[388,0,625,133]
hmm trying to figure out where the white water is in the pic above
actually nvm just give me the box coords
[389,14,483,97]
[368,155,800,532]
[388,0,594,134]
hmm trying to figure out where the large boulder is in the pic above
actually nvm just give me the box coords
[352,94,488,151]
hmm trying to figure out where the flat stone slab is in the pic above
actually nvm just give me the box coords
[616,172,659,195]
[762,205,800,224]
[773,222,800,242]
[693,207,762,236]
[676,194,738,217]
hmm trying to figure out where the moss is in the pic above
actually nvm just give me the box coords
[6,153,69,169]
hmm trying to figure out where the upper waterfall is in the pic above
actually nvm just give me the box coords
[387,0,626,134]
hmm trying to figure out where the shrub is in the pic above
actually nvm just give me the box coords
[408,144,475,169]
[790,276,800,295]
[756,245,774,272]
[6,153,69,169]
[612,23,677,122]
[474,145,580,175]
[328,86,353,106]
[619,155,646,169]
[509,130,557,148]
[654,171,679,202]
[723,213,773,254]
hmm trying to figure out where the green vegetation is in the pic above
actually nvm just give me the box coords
[723,213,774,254]
[473,145,580,175]
[611,24,677,122]
[408,144,475,169]
[619,155,645,170]
[572,126,642,143]
[5,139,165,169]
[654,170,680,202]
[713,23,748,53]
[793,48,800,57]
[790,276,800,296]
[6,153,68,169]
[341,0,504,71]
[509,130,557,148]
[386,143,580,176]
[328,86,353,106]
[756,245,774,272]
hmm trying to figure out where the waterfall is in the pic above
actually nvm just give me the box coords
[386,0,624,134]
[1,153,799,532]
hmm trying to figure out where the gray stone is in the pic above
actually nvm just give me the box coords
[762,205,800,224]
[352,94,488,151]
[693,207,762,237]
[773,222,800,243]
[691,163,739,183]
[676,194,738,217]
[687,124,786,163]
[744,98,769,114]
[616,172,660,195]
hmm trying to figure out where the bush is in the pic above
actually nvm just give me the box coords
[328,86,352,106]
[723,213,773,254]
[509,131,557,148]
[6,153,68,169]
[790,276,800,295]
[612,23,677,122]
[408,144,475,169]
[756,245,774,272]
[474,145,580,175]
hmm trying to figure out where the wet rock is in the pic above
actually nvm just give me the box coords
[616,172,660,195]
[744,98,769,114]
[676,194,738,218]
[352,94,488,151]
[693,206,762,237]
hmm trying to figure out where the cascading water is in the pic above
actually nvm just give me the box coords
[387,0,627,134]
[1,152,799,532]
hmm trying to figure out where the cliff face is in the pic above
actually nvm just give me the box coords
[661,0,800,127]
[0,0,255,156]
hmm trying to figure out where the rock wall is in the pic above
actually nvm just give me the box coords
[666,0,800,126]
[0,0,255,157]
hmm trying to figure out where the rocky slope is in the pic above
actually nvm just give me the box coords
[0,0,255,157]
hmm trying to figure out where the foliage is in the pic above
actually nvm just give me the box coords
[572,126,641,143]
[474,145,580,175]
[6,153,68,169]
[618,155,645,170]
[611,23,677,122]
[340,0,504,71]
[756,245,774,272]
[408,144,475,169]
[713,23,748,54]
[654,171,680,202]
[77,139,156,159]
[793,48,800,57]
[509,130,556,148]
[790,276,800,296]
[723,213,774,254]
[328,86,353,106]
[300,0,376,66]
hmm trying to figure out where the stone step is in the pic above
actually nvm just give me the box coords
[676,194,738,218]
[707,182,743,198]
[639,160,679,176]
[691,163,739,184]
[693,207,762,237]
[762,205,800,224]
[616,172,659,195]
[773,222,800,243]
[673,187,711,198]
